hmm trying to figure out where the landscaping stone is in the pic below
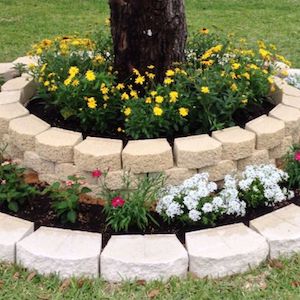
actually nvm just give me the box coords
[0,213,34,263]
[282,94,300,110]
[122,139,173,173]
[1,134,24,160]
[0,62,18,81]
[1,77,36,104]
[212,126,256,160]
[101,234,188,282]
[269,104,300,142]
[174,135,222,169]
[250,204,300,258]
[282,82,300,98]
[186,223,269,278]
[55,163,79,181]
[164,167,197,186]
[38,173,59,185]
[269,135,293,159]
[0,91,21,104]
[13,56,38,66]
[199,160,237,182]
[237,149,270,171]
[245,115,285,150]
[9,114,50,151]
[35,128,82,163]
[269,76,285,105]
[74,137,122,172]
[0,102,29,139]
[23,151,55,174]
[17,227,102,278]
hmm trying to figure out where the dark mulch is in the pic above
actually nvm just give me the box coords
[0,185,299,248]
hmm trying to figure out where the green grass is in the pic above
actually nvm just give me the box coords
[1,255,300,299]
[0,0,299,66]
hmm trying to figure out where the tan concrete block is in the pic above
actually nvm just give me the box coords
[0,103,29,139]
[23,151,55,174]
[1,134,23,160]
[0,63,18,81]
[269,104,300,142]
[199,160,237,182]
[282,94,300,110]
[174,135,222,169]
[269,136,293,159]
[245,115,285,150]
[164,167,197,186]
[1,77,36,104]
[9,114,50,151]
[13,56,38,66]
[122,139,173,173]
[35,128,82,163]
[212,126,255,160]
[269,77,285,105]
[55,163,79,181]
[74,137,122,172]
[38,173,59,185]
[237,149,269,171]
[0,91,21,105]
[282,83,300,98]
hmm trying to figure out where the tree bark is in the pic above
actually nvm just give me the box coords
[109,0,187,82]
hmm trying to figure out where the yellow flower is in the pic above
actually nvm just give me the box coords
[69,66,79,77]
[48,85,58,92]
[132,68,140,76]
[232,63,241,70]
[259,49,270,60]
[220,71,226,77]
[100,84,109,95]
[64,77,72,86]
[200,28,209,34]
[242,72,250,80]
[179,107,189,117]
[249,64,259,70]
[145,97,152,104]
[212,44,223,53]
[105,18,110,26]
[201,86,210,94]
[116,83,125,90]
[124,107,131,116]
[241,98,248,105]
[103,95,109,101]
[40,63,47,73]
[36,48,43,55]
[94,54,105,64]
[44,81,50,87]
[268,76,274,84]
[150,91,157,97]
[147,72,155,79]
[87,97,97,109]
[166,69,175,77]
[169,91,179,103]
[164,77,174,85]
[85,70,96,81]
[231,83,238,92]
[202,60,214,67]
[147,65,155,69]
[155,96,164,104]
[130,90,138,99]
[258,40,266,49]
[230,72,237,79]
[270,84,276,93]
[135,76,145,85]
[153,106,163,116]
[280,70,289,77]
[28,63,36,70]
[72,79,79,87]
[121,92,129,100]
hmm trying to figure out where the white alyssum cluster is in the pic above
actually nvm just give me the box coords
[156,173,246,223]
[285,73,300,90]
[239,164,292,206]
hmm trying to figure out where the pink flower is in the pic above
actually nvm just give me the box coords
[111,196,125,208]
[295,151,300,161]
[65,180,74,186]
[92,169,102,178]
[0,179,6,185]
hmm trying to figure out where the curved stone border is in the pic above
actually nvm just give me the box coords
[1,56,300,191]
[0,204,300,280]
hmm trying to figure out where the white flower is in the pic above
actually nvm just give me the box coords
[189,209,202,222]
[202,203,213,213]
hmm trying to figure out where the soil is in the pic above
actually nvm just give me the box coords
[27,98,275,145]
[0,183,299,248]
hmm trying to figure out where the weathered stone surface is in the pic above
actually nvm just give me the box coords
[23,151,55,174]
[269,77,285,105]
[186,223,269,278]
[74,137,122,172]
[0,103,29,138]
[17,227,102,278]
[269,136,293,159]
[101,235,188,282]
[282,82,300,98]
[174,135,222,169]
[0,91,21,105]
[282,94,300,110]
[199,160,237,182]
[38,173,59,185]
[245,115,285,150]
[35,128,82,163]
[237,149,270,171]
[0,63,18,81]
[122,139,173,173]
[0,213,34,263]
[164,167,197,186]
[13,56,38,66]
[250,204,300,258]
[212,126,256,160]
[1,77,36,104]
[9,115,50,151]
[269,104,300,142]
[55,163,79,181]
[1,134,23,159]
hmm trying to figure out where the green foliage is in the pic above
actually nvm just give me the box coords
[43,175,91,223]
[284,144,300,189]
[100,172,165,232]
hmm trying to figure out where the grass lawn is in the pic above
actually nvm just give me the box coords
[0,255,300,299]
[0,0,299,66]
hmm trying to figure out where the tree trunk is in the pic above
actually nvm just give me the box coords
[109,0,187,82]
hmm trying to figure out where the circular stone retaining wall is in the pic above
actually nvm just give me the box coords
[1,57,300,193]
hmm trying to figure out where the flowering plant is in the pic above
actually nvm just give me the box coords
[286,73,300,90]
[284,144,300,189]
[156,173,246,224]
[238,164,293,208]
[100,172,165,232]
[43,175,91,223]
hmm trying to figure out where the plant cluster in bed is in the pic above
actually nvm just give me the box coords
[28,28,290,139]
[286,73,300,90]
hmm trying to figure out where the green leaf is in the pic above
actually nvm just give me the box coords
[67,210,77,223]
[8,201,19,212]
[60,107,76,119]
